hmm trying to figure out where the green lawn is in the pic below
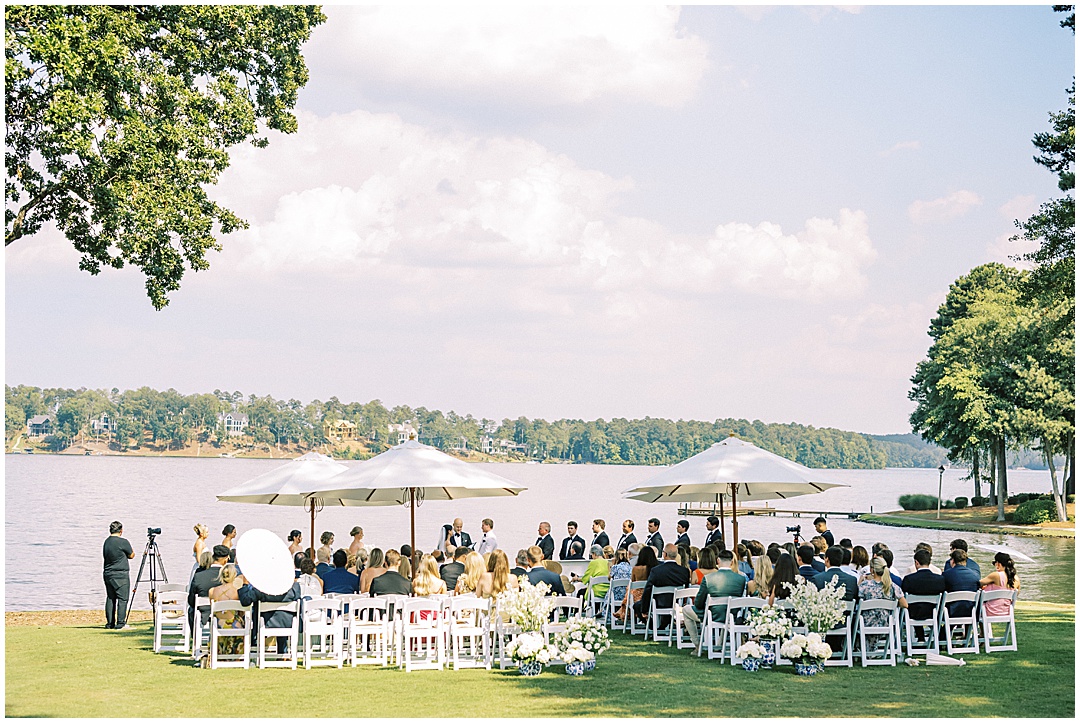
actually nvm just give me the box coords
[6,602,1074,718]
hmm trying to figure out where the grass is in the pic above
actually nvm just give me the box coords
[5,602,1074,718]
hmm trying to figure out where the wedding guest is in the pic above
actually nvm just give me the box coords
[812,546,858,600]
[314,547,332,577]
[608,548,632,610]
[573,545,610,599]
[767,553,799,605]
[797,545,819,580]
[321,549,360,594]
[238,574,302,655]
[510,549,530,578]
[189,545,230,630]
[297,557,323,599]
[945,539,981,575]
[681,548,744,648]
[455,552,486,594]
[441,547,469,591]
[525,546,565,594]
[413,555,448,596]
[348,526,366,557]
[477,549,518,598]
[942,549,981,616]
[369,550,412,596]
[736,543,754,579]
[360,548,388,593]
[634,544,689,623]
[615,544,657,622]
[858,557,907,646]
[808,536,828,568]
[747,553,774,597]
[877,548,905,590]
[979,552,1020,616]
[901,548,945,638]
[691,545,718,586]
[208,563,246,657]
[603,545,616,562]
[904,542,942,575]
[852,546,871,579]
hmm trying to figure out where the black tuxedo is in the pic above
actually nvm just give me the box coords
[643,531,664,554]
[704,528,723,548]
[440,561,465,591]
[448,530,472,550]
[592,531,610,549]
[675,533,691,548]
[187,564,223,629]
[560,534,586,560]
[535,534,555,560]
[634,560,690,620]
[902,568,947,621]
[615,532,637,551]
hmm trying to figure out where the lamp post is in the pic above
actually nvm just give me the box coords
[937,464,946,519]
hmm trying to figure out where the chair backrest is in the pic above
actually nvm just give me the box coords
[942,590,979,617]
[673,588,696,606]
[979,589,1016,605]
[403,598,442,626]
[210,599,247,615]
[157,590,186,608]
[905,594,942,605]
[349,596,389,622]
[702,595,730,623]
[450,596,491,614]
[157,583,188,594]
[260,600,300,615]
[649,586,678,611]
[552,596,583,621]
[303,597,343,615]
[608,578,631,596]
[858,598,898,612]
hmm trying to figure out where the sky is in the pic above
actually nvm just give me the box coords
[4,5,1074,435]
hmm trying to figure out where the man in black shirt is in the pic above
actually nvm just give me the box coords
[814,517,834,548]
[102,521,134,629]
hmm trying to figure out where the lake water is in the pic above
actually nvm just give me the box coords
[5,455,1073,610]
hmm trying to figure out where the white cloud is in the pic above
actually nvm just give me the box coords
[987,194,1040,267]
[878,140,921,156]
[907,190,982,224]
[314,5,708,107]
[213,110,877,309]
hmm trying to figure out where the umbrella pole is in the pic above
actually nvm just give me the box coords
[309,499,316,560]
[409,486,417,581]
[718,494,726,549]
[731,483,740,547]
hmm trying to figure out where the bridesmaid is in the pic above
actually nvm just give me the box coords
[287,529,303,556]
[221,524,237,562]
[348,526,365,557]
[190,523,210,582]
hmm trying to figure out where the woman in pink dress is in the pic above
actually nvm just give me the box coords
[979,552,1020,616]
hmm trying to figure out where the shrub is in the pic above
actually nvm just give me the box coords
[1068,494,1075,504]
[954,497,968,509]
[1007,495,1022,505]
[1014,499,1059,525]
[971,496,985,507]
[898,494,938,511]
[1004,512,1014,522]
[944,499,955,508]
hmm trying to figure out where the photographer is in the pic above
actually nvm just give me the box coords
[103,521,134,629]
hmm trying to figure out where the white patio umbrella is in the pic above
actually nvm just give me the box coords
[302,440,527,576]
[216,451,351,557]
[972,543,1036,563]
[622,436,847,545]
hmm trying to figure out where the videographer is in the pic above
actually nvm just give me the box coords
[103,521,134,629]
[814,516,834,547]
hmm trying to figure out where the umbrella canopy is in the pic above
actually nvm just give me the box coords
[972,543,1036,563]
[235,528,295,595]
[303,440,526,576]
[622,436,846,544]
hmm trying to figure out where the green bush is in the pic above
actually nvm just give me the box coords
[1068,494,1075,504]
[1004,512,1014,522]
[1014,499,1058,525]
[971,496,985,507]
[944,499,955,508]
[954,496,968,509]
[898,494,938,511]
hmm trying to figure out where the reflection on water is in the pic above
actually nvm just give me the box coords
[5,455,1074,610]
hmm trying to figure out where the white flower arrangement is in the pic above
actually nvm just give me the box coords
[748,604,793,639]
[507,631,560,664]
[556,616,611,656]
[784,577,847,633]
[780,631,832,664]
[560,641,595,664]
[497,578,556,633]
[736,640,766,660]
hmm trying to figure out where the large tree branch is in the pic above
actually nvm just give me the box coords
[5,182,66,245]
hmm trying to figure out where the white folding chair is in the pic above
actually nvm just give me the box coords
[697,595,730,660]
[156,583,188,595]
[941,591,981,655]
[770,599,807,666]
[544,596,583,642]
[153,590,189,653]
[257,601,300,669]
[493,616,522,670]
[726,597,766,665]
[854,599,898,666]
[582,576,609,619]
[400,599,445,672]
[208,600,251,669]
[643,587,678,643]
[622,581,648,635]
[671,588,698,649]
[979,589,1017,653]
[902,594,942,656]
[191,595,211,660]
[604,578,630,629]
[823,600,856,667]
[448,596,492,670]
[348,597,390,666]
[382,594,409,666]
[302,597,345,669]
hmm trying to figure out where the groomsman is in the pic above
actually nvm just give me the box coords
[591,519,610,549]
[615,519,637,551]
[675,519,691,548]
[535,521,555,560]
[703,516,723,548]
[559,521,586,560]
[643,518,664,554]
[474,518,497,555]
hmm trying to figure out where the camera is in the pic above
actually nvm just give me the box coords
[147,527,162,537]
[785,525,800,534]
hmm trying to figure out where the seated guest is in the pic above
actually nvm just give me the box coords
[477,549,519,598]
[369,550,413,596]
[314,547,332,577]
[902,548,946,638]
[353,548,369,575]
[627,542,643,568]
[360,548,388,594]
[767,553,799,605]
[852,545,871,579]
[603,545,616,562]
[944,539,981,575]
[607,548,632,609]
[808,536,827,571]
[559,521,587,560]
[542,559,573,595]
[432,549,445,565]
[812,546,858,600]
[676,545,692,571]
[675,519,691,548]
[797,545,819,580]
[412,554,448,596]
[399,544,413,563]
[293,551,305,580]
[766,544,782,566]
[747,553,774,598]
[858,557,907,647]
[904,542,941,575]
[573,545,610,599]
[877,548,905,591]
[510,549,530,578]
[681,548,746,648]
[691,545,718,586]
[616,544,658,621]
[980,552,1020,616]
[397,555,412,580]
[297,557,323,599]
[441,547,470,591]
[208,563,245,657]
[838,537,853,551]
[781,541,798,559]
[634,544,691,623]
[942,548,981,616]
[839,547,858,576]
[736,543,755,579]
[320,549,360,594]
[525,546,565,595]
[688,546,699,571]
[455,552,486,595]
[188,545,229,630]
[238,572,302,655]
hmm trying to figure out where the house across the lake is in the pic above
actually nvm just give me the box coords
[324,419,357,441]
[217,412,249,436]
[27,415,52,437]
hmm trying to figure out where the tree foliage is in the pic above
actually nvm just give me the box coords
[5,5,325,308]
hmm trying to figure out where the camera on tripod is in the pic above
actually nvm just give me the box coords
[786,524,802,545]
[147,527,162,537]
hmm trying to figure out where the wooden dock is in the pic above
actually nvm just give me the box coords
[677,503,869,520]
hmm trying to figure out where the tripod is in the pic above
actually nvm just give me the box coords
[123,533,169,627]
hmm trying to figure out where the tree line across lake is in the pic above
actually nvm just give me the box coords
[6,382,955,469]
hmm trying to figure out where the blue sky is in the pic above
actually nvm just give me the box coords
[5,5,1074,435]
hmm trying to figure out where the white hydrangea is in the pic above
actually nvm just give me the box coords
[748,605,793,639]
[507,631,560,664]
[555,616,611,655]
[561,642,595,664]
[736,640,766,660]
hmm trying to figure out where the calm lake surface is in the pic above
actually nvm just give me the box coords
[5,455,1073,611]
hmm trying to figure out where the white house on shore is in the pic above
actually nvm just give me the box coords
[217,412,249,436]
[27,415,52,436]
[388,421,419,444]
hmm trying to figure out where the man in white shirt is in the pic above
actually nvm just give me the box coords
[903,542,942,575]
[474,518,497,555]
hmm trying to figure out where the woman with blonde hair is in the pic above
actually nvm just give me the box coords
[412,554,447,596]
[455,552,485,595]
[858,556,907,646]
[319,531,335,562]
[397,554,412,579]
[747,554,774,597]
[477,549,518,598]
[208,564,246,656]
[190,523,210,582]
[348,526,365,557]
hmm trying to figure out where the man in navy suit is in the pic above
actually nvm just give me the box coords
[703,516,723,549]
[634,544,690,624]
[812,546,858,600]
[902,548,947,641]
[525,546,565,594]
[591,519,610,550]
[535,522,555,560]
[797,545,820,580]
[944,539,981,576]
[643,518,664,555]
[238,577,302,655]
[615,520,637,551]
[320,549,360,594]
[675,519,691,549]
[559,521,586,560]
[942,549,980,617]
[188,545,230,630]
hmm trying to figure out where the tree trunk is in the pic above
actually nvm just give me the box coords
[972,448,981,500]
[1046,448,1067,522]
[995,437,1007,522]
[988,446,997,507]
[1066,437,1075,497]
